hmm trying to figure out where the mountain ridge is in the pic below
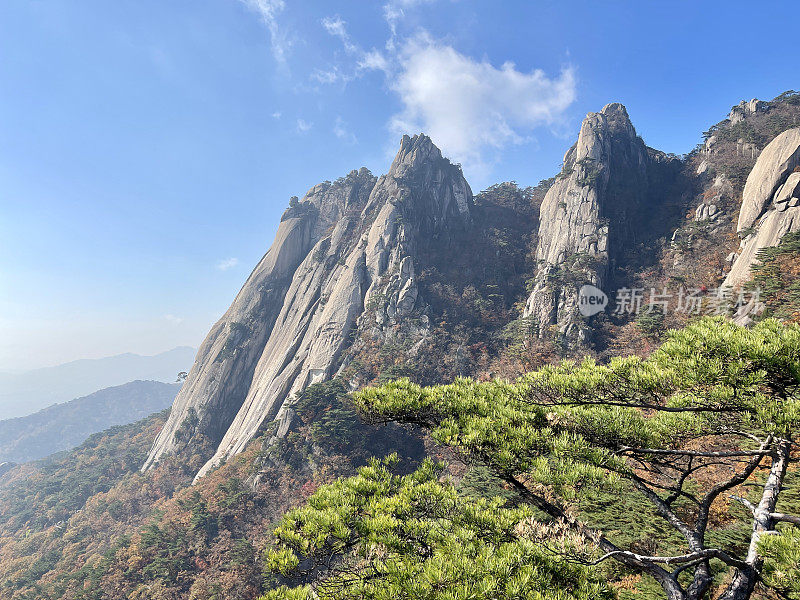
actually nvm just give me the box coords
[147,93,800,484]
[0,347,195,420]
[0,380,180,464]
[2,91,800,600]
[144,133,475,479]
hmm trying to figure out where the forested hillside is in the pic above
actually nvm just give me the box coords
[0,381,180,464]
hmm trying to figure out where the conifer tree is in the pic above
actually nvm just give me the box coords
[265,317,800,600]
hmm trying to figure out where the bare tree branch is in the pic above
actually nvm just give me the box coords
[731,495,757,516]
[590,548,748,570]
[770,512,800,526]
[619,446,771,458]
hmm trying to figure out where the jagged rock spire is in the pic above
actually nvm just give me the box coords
[524,102,659,343]
[144,135,472,480]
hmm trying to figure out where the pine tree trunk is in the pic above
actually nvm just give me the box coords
[718,439,791,600]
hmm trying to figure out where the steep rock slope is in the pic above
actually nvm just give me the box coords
[524,103,677,342]
[142,170,375,470]
[724,127,800,289]
[145,135,472,479]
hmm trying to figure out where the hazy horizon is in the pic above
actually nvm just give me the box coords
[0,345,196,419]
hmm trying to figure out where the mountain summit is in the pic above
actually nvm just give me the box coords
[144,134,473,479]
[524,103,681,342]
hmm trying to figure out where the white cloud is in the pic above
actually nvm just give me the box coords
[357,49,390,74]
[271,111,282,119]
[389,37,576,176]
[317,15,389,84]
[216,257,240,271]
[383,0,438,20]
[321,16,358,54]
[241,1,576,181]
[383,0,439,45]
[333,116,357,145]
[164,314,184,325]
[239,0,291,65]
[311,66,352,85]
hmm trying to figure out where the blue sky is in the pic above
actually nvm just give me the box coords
[1,0,798,370]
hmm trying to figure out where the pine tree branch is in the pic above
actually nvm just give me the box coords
[589,548,748,570]
[695,435,772,536]
[618,446,771,458]
[730,495,757,516]
[629,472,695,543]
[769,512,800,526]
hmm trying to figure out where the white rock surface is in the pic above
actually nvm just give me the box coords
[724,207,800,289]
[723,128,800,290]
[695,203,719,221]
[773,172,800,208]
[144,135,473,480]
[728,98,766,125]
[523,102,661,342]
[737,128,800,232]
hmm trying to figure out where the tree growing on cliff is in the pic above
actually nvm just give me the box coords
[264,317,800,600]
[262,455,612,600]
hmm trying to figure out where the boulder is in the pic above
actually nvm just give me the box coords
[696,159,709,175]
[695,203,719,221]
[737,128,800,232]
[773,171,800,208]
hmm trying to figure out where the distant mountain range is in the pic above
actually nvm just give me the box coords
[0,380,180,464]
[0,347,195,420]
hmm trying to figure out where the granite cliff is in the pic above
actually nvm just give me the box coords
[146,93,800,481]
[723,127,800,289]
[523,103,680,343]
[144,134,473,479]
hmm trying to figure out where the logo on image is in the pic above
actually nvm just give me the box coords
[578,284,608,316]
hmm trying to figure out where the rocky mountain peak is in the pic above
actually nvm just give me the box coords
[601,101,629,117]
[366,133,472,238]
[391,133,444,175]
[600,102,637,138]
[524,102,666,343]
[144,133,474,481]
